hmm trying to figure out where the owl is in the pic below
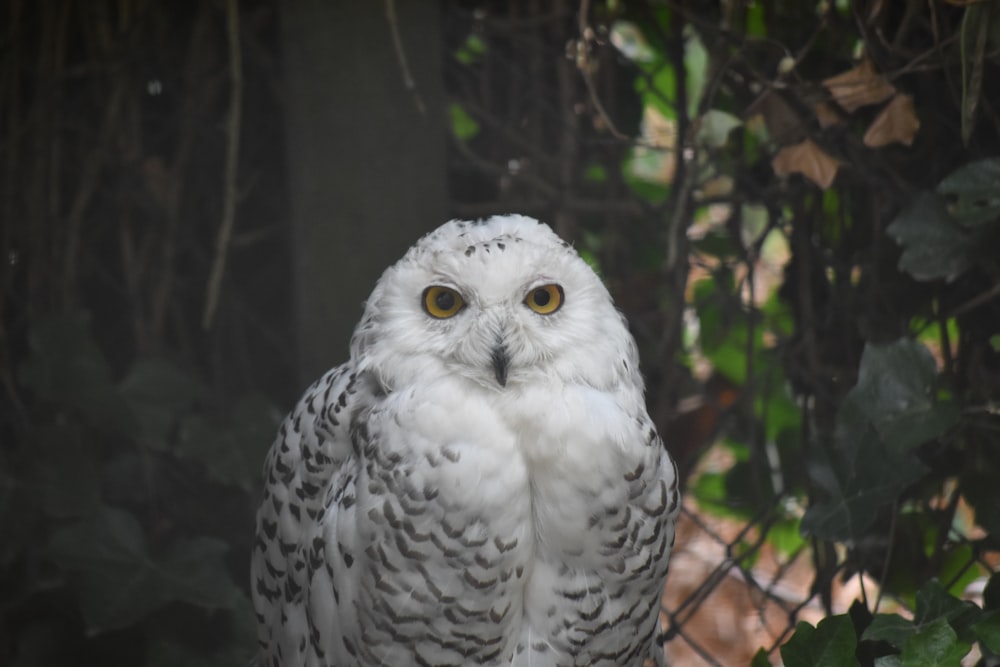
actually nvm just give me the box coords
[251,215,679,666]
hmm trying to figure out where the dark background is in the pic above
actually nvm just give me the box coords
[3,1,1000,665]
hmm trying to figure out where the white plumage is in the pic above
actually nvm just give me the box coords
[251,215,679,666]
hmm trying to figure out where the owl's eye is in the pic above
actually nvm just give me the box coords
[422,286,465,319]
[524,284,564,315]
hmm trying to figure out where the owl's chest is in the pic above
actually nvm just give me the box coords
[357,383,536,548]
[340,381,671,664]
[358,380,652,562]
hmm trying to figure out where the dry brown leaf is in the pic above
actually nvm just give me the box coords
[772,139,840,189]
[863,94,920,147]
[746,89,806,143]
[822,58,896,113]
[698,175,734,199]
[814,101,842,129]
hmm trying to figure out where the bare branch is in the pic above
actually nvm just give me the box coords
[202,0,243,329]
[385,0,426,116]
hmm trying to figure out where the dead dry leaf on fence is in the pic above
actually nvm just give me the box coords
[864,94,920,147]
[772,138,839,188]
[823,58,895,112]
[814,101,842,129]
[746,89,805,144]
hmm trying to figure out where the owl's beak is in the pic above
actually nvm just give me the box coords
[491,344,509,387]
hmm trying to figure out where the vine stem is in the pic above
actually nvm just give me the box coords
[385,0,425,116]
[203,0,243,329]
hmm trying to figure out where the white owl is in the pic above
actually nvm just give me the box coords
[251,215,679,666]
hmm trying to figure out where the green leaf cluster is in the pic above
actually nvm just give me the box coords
[5,313,279,664]
[612,5,1000,661]
[888,158,1000,282]
[802,340,958,542]
[778,578,1000,667]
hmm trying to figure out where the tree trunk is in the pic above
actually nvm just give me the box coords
[280,0,448,385]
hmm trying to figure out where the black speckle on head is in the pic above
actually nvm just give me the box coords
[497,242,506,251]
[465,245,475,256]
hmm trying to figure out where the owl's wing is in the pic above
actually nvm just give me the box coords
[250,362,368,664]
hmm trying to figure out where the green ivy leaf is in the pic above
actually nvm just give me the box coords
[767,516,805,556]
[936,157,1000,227]
[18,313,135,434]
[899,617,968,666]
[49,505,160,631]
[146,590,256,667]
[48,506,241,633]
[691,230,740,259]
[914,580,980,643]
[864,580,981,649]
[801,425,925,541]
[751,647,773,667]
[938,543,980,601]
[780,615,859,667]
[843,340,959,453]
[119,358,206,450]
[973,609,1000,654]
[886,192,975,282]
[31,424,101,519]
[635,63,677,119]
[633,25,707,119]
[177,394,281,490]
[454,33,486,65]
[622,151,672,204]
[864,614,919,647]
[746,1,767,36]
[448,103,479,141]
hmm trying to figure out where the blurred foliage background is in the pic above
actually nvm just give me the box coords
[2,1,1000,665]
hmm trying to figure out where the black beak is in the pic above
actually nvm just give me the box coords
[491,345,509,387]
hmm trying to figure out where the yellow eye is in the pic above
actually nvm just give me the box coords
[422,286,465,319]
[524,284,564,315]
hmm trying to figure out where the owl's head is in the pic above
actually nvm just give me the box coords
[350,215,642,394]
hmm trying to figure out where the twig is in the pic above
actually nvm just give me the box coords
[555,0,580,240]
[152,7,211,339]
[873,499,899,612]
[452,198,644,217]
[385,0,426,116]
[202,0,243,329]
[452,137,559,198]
[576,0,632,141]
[948,280,1000,318]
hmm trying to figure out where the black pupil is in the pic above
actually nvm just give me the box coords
[435,290,455,311]
[533,289,551,306]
